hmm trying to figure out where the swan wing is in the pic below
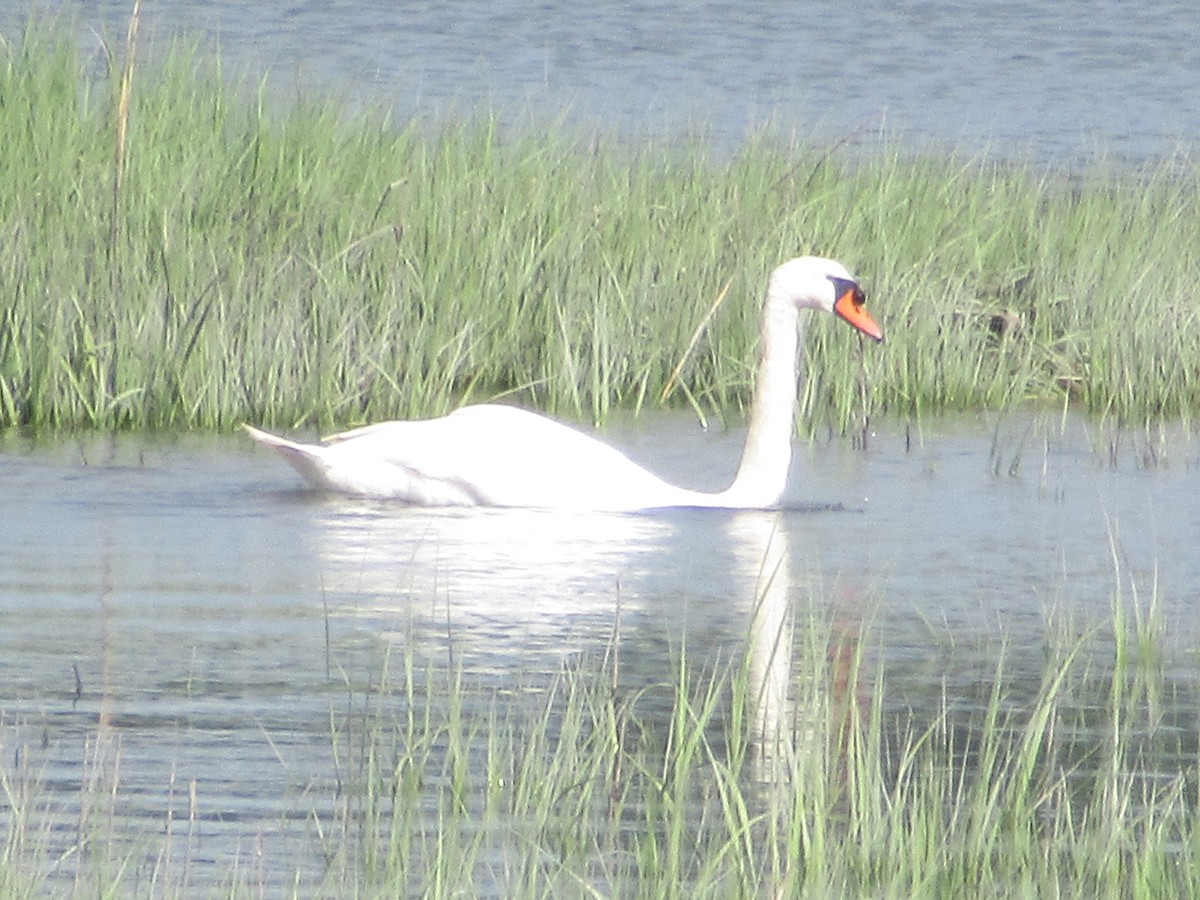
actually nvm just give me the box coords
[251,405,694,510]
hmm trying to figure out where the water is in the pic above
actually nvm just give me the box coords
[6,0,1200,164]
[2,412,1199,890]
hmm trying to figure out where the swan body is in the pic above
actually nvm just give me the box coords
[246,256,883,511]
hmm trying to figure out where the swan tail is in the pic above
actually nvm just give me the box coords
[242,424,332,489]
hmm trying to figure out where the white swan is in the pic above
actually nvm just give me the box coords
[244,256,883,511]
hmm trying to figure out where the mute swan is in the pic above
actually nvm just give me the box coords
[244,256,883,510]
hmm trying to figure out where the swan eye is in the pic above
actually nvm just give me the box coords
[828,276,863,305]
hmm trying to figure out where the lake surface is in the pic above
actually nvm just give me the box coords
[2,411,1199,891]
[6,0,1200,164]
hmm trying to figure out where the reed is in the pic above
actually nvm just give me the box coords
[1,580,1196,897]
[1,22,1199,434]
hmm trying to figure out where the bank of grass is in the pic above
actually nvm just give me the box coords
[2,21,1200,433]
[1,589,1195,897]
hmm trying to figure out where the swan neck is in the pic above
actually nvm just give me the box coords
[722,295,807,507]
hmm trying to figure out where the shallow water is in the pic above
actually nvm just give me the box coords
[7,0,1200,163]
[1,411,1199,890]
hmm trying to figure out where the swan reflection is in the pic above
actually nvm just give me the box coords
[305,499,859,779]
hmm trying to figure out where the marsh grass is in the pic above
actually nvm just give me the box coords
[1,21,1199,433]
[2,585,1198,898]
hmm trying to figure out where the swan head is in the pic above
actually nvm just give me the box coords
[769,256,885,343]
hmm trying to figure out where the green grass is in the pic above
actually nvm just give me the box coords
[1,18,1199,434]
[1,570,1195,898]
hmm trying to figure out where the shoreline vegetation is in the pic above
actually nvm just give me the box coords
[2,19,1199,435]
[3,588,1196,896]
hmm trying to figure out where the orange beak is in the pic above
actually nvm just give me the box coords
[834,285,885,343]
